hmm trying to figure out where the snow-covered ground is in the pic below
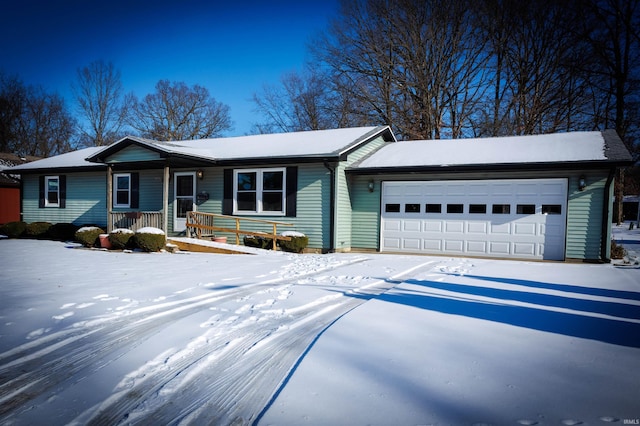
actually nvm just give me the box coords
[0,225,638,425]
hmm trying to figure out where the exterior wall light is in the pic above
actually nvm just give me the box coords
[578,175,586,191]
[368,180,375,192]
[197,169,204,180]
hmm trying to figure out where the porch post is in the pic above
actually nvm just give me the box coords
[163,163,170,234]
[107,164,113,232]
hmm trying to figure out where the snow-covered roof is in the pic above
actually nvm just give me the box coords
[351,130,632,171]
[7,147,106,172]
[88,126,393,164]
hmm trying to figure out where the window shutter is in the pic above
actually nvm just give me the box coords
[286,166,297,217]
[39,176,45,208]
[59,175,66,208]
[131,172,139,209]
[223,169,233,215]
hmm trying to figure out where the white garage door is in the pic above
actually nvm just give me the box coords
[380,179,568,260]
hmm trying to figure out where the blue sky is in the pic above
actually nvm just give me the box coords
[1,0,339,136]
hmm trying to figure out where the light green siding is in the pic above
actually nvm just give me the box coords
[350,175,382,249]
[22,172,107,226]
[106,145,162,163]
[566,172,609,260]
[335,136,389,251]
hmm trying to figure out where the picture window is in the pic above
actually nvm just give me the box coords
[234,168,285,215]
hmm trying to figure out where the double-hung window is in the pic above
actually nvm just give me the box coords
[234,168,286,215]
[44,176,60,207]
[113,173,131,208]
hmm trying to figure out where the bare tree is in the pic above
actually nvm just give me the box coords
[73,60,127,147]
[0,73,75,157]
[126,80,233,140]
[252,68,355,133]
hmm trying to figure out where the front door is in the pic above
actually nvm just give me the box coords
[174,172,196,232]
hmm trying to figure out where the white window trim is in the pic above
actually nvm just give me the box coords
[233,167,286,215]
[113,173,131,208]
[44,176,60,207]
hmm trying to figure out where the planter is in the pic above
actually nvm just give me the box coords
[99,234,112,249]
[212,236,227,244]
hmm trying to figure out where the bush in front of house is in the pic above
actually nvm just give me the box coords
[0,221,27,238]
[75,226,105,247]
[132,227,166,252]
[611,239,627,259]
[47,223,80,241]
[243,235,274,250]
[277,231,309,253]
[108,228,135,250]
[24,221,52,239]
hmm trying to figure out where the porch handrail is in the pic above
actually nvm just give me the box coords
[186,211,293,250]
[109,211,164,232]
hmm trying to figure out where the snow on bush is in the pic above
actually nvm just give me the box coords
[133,227,166,252]
[278,231,308,253]
[75,227,105,247]
[108,228,136,250]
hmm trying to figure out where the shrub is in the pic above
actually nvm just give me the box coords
[243,235,274,250]
[132,227,166,252]
[75,226,105,247]
[0,221,27,238]
[47,223,80,241]
[611,239,627,259]
[25,222,52,239]
[278,232,309,253]
[109,228,135,250]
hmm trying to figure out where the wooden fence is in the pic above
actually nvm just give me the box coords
[186,211,293,250]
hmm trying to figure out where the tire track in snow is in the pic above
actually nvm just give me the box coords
[75,260,436,426]
[0,256,371,422]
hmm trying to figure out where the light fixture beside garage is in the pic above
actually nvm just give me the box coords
[196,169,204,180]
[368,180,375,192]
[578,175,586,191]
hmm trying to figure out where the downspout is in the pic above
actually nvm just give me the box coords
[601,168,616,262]
[323,161,336,253]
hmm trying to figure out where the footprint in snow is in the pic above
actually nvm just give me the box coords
[561,420,582,426]
[52,311,74,321]
[599,417,619,423]
[76,302,94,309]
[60,303,76,309]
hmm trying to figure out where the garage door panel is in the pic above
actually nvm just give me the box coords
[467,222,488,234]
[513,242,536,256]
[445,221,464,233]
[444,240,464,252]
[466,240,487,254]
[514,222,537,236]
[491,222,511,234]
[380,179,567,260]
[423,239,442,250]
[403,220,421,232]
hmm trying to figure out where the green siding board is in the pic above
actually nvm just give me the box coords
[566,173,608,260]
[22,172,107,226]
[106,145,161,163]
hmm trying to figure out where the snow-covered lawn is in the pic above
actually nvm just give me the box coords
[0,225,639,425]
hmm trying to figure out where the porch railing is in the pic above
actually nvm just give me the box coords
[109,211,164,232]
[186,211,292,250]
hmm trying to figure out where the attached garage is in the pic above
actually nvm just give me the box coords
[380,179,567,260]
[348,130,634,262]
